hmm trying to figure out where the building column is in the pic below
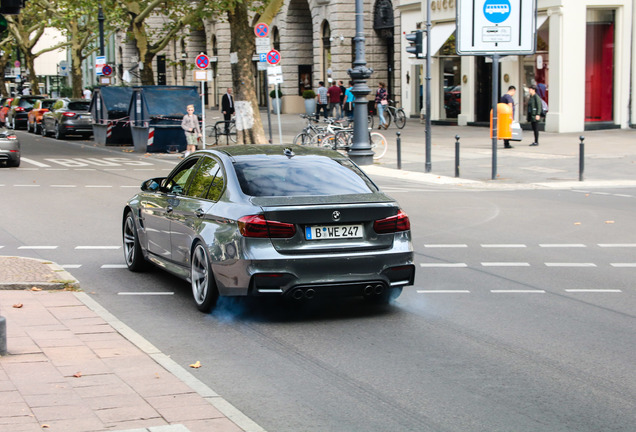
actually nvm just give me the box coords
[457,56,474,125]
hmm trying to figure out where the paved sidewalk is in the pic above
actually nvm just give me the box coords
[0,259,263,432]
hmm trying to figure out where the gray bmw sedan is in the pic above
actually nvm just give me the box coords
[123,145,414,312]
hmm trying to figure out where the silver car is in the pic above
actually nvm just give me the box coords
[0,128,20,167]
[122,145,414,312]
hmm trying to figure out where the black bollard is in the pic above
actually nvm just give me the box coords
[579,136,585,181]
[0,315,6,356]
[455,135,460,178]
[396,131,402,170]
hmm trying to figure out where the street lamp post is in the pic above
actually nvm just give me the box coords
[98,3,105,57]
[347,0,374,165]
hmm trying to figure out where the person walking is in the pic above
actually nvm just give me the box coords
[221,87,234,134]
[83,87,91,100]
[343,81,355,120]
[315,81,328,121]
[181,104,201,157]
[527,85,543,146]
[338,80,346,119]
[500,85,516,149]
[375,82,388,129]
[327,80,341,118]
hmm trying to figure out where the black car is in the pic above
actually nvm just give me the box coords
[7,95,44,130]
[41,98,92,139]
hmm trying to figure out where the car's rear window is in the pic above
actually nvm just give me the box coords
[68,101,90,111]
[233,155,377,197]
[42,100,55,109]
[18,99,39,108]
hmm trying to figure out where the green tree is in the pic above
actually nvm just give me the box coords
[0,36,15,97]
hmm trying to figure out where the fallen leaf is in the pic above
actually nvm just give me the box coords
[41,424,50,428]
[73,372,82,378]
[13,303,23,308]
[189,361,201,368]
[605,220,615,224]
[574,222,581,225]
[30,287,42,291]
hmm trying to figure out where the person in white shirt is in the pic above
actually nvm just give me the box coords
[83,88,92,100]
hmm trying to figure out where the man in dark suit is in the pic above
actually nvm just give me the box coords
[221,88,234,133]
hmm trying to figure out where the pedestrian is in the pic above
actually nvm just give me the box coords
[343,81,355,120]
[221,87,234,134]
[338,80,346,118]
[83,87,92,100]
[527,85,543,146]
[327,79,342,118]
[315,81,328,121]
[375,82,388,129]
[500,85,516,149]
[181,104,201,157]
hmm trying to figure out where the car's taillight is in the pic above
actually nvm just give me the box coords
[373,210,410,234]
[7,135,17,140]
[63,112,76,117]
[15,107,25,112]
[238,215,296,238]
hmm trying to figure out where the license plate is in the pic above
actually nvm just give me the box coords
[305,224,363,240]
[80,115,91,120]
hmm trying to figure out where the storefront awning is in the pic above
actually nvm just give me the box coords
[423,22,456,57]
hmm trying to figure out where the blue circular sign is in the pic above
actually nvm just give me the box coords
[483,0,511,24]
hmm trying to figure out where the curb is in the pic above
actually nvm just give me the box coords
[0,256,80,290]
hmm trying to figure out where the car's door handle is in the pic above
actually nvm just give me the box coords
[166,206,173,213]
[195,208,205,218]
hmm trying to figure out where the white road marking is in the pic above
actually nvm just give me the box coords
[121,185,141,188]
[417,290,471,294]
[61,264,82,269]
[85,185,112,188]
[101,264,127,269]
[565,289,622,293]
[104,169,126,171]
[45,168,69,171]
[481,244,527,248]
[481,262,530,267]
[424,244,468,248]
[539,244,586,248]
[611,263,636,268]
[18,246,58,250]
[16,168,38,171]
[491,290,546,294]
[545,263,597,267]
[118,292,175,296]
[14,184,40,187]
[51,185,77,188]
[75,246,121,250]
[20,157,50,167]
[598,244,636,248]
[613,194,633,198]
[420,263,468,268]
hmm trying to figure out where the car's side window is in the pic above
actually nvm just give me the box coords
[165,158,199,195]
[207,165,224,201]
[186,156,224,201]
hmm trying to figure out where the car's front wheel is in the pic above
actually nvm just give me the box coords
[123,211,148,272]
[191,242,219,313]
[41,122,47,137]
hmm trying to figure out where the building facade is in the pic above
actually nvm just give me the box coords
[398,0,636,132]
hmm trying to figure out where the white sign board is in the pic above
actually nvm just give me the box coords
[59,60,69,77]
[456,0,537,55]
[255,37,271,54]
[267,65,283,84]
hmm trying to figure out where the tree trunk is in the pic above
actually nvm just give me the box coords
[227,2,266,144]
[70,29,84,98]
[0,54,9,97]
[141,52,155,85]
[24,55,40,95]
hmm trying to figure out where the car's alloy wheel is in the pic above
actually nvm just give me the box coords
[55,123,65,140]
[191,242,219,313]
[122,212,148,272]
[41,122,47,136]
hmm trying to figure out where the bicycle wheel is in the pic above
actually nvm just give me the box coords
[293,132,312,146]
[383,110,392,128]
[394,109,407,129]
[334,131,352,152]
[205,125,216,138]
[370,132,388,160]
[228,122,237,143]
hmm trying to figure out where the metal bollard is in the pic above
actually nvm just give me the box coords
[579,135,585,181]
[455,135,460,178]
[396,131,402,170]
[0,315,6,356]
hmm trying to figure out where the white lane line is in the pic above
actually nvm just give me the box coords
[118,292,175,296]
[20,157,50,167]
[121,185,141,188]
[481,262,530,267]
[481,244,527,248]
[417,290,471,294]
[424,244,468,248]
[51,185,77,188]
[545,263,597,267]
[611,263,636,268]
[16,168,38,171]
[592,192,612,196]
[85,185,112,188]
[491,290,546,294]
[18,246,58,250]
[104,169,126,171]
[76,169,96,171]
[14,184,40,187]
[45,168,69,171]
[134,169,156,171]
[613,194,633,198]
[420,263,468,268]
[75,246,121,250]
[101,264,127,269]
[61,264,82,269]
[0,246,4,249]
[565,289,622,293]
[598,244,636,248]
[539,244,586,248]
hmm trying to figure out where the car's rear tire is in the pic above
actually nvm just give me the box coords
[41,122,48,137]
[55,123,65,140]
[123,211,149,272]
[191,242,219,313]
[7,157,20,168]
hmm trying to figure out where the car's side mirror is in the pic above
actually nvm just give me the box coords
[141,177,165,192]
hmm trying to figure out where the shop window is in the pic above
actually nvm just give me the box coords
[439,35,460,120]
[585,10,614,122]
[522,17,549,122]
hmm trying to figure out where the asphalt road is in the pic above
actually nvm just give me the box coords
[2,131,636,431]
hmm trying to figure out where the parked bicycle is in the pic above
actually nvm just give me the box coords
[205,118,237,145]
[292,114,326,145]
[333,128,388,160]
[379,100,406,129]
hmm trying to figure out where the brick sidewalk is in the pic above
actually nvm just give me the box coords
[0,257,79,290]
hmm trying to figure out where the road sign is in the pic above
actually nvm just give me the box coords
[267,65,283,84]
[96,64,103,76]
[96,56,106,65]
[195,53,209,69]
[456,0,537,55]
[266,49,281,65]
[254,23,269,38]
[59,60,68,77]
[255,37,270,54]
[101,65,112,76]
[259,53,267,62]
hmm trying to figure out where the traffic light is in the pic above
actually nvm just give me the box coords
[405,30,423,58]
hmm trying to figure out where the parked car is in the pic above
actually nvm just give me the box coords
[7,95,44,130]
[27,98,56,134]
[0,128,20,167]
[122,145,415,312]
[0,97,14,127]
[41,98,92,139]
